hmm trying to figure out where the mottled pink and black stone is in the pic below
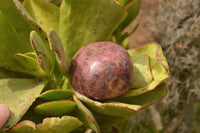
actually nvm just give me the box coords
[70,42,133,100]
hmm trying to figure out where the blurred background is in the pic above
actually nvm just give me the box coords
[126,0,200,133]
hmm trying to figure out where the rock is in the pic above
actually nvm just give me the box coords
[70,42,133,100]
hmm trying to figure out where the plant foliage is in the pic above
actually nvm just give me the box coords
[0,0,169,132]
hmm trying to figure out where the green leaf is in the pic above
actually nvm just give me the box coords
[20,101,46,124]
[116,83,168,106]
[42,0,62,7]
[34,100,76,116]
[0,0,51,76]
[13,0,36,22]
[38,89,73,101]
[74,83,167,126]
[0,78,45,130]
[30,31,54,74]
[0,67,33,79]
[112,0,141,45]
[37,116,83,133]
[7,120,37,133]
[75,91,141,118]
[117,0,132,6]
[122,42,169,97]
[119,37,129,50]
[59,0,127,63]
[23,52,37,58]
[23,0,59,34]
[8,116,83,133]
[73,96,100,133]
[115,0,141,33]
[131,54,153,88]
[48,28,69,76]
[92,111,128,127]
[14,53,45,76]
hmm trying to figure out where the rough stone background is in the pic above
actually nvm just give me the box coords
[128,0,158,48]
[128,0,200,133]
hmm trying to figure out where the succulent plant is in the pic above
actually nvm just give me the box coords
[0,0,169,133]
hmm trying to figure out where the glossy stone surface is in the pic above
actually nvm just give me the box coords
[70,42,133,100]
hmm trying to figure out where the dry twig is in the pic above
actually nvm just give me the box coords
[149,105,163,131]
[164,93,198,133]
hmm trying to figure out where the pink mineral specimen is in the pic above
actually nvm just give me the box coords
[70,42,133,100]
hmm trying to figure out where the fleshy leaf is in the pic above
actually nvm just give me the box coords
[0,78,45,130]
[59,0,127,63]
[13,0,36,22]
[0,0,50,76]
[34,100,76,116]
[20,102,46,125]
[30,31,54,74]
[122,42,169,97]
[38,89,73,101]
[92,112,127,127]
[74,83,167,126]
[8,116,83,133]
[7,120,37,133]
[115,0,141,33]
[112,0,141,45]
[131,54,153,88]
[23,52,37,58]
[23,0,59,33]
[14,53,45,76]
[74,91,141,118]
[37,116,82,133]
[0,67,33,79]
[73,96,100,133]
[117,0,132,6]
[116,83,168,106]
[119,37,130,49]
[48,28,69,75]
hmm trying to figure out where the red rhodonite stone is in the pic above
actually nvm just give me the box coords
[70,42,133,100]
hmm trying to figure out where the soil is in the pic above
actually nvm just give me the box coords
[128,0,158,48]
